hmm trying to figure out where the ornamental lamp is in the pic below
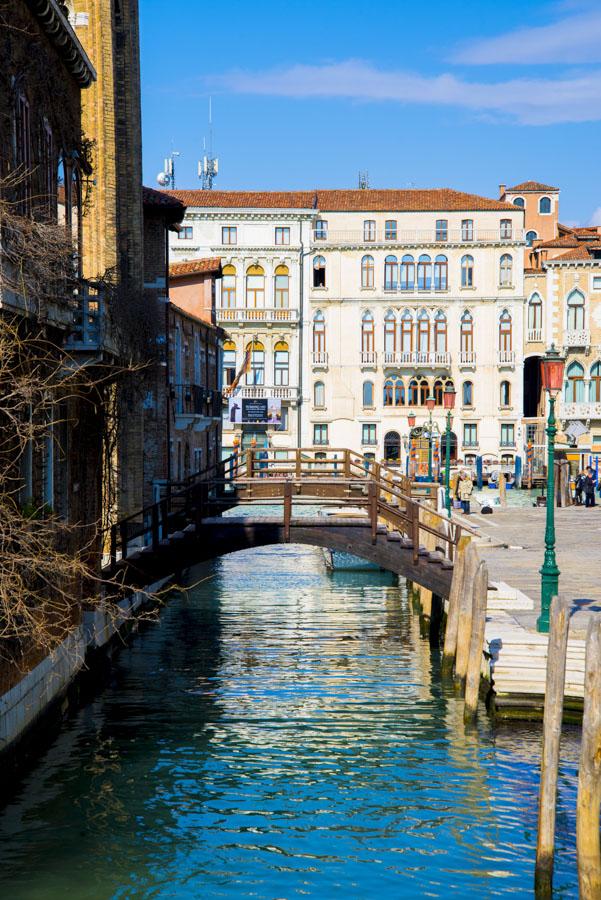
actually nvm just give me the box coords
[540,344,566,396]
[426,395,436,413]
[443,387,457,410]
[408,414,416,428]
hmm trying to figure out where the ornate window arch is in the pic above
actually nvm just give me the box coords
[590,363,601,402]
[383,375,405,407]
[434,255,448,290]
[313,255,326,288]
[416,309,430,352]
[274,340,289,386]
[499,309,512,351]
[245,339,265,385]
[500,254,513,286]
[566,361,585,403]
[384,255,398,290]
[246,264,265,308]
[361,310,375,352]
[222,264,237,308]
[274,264,289,308]
[567,289,585,331]
[461,254,474,288]
[417,254,432,290]
[434,310,447,353]
[361,255,374,289]
[313,310,326,352]
[528,292,543,331]
[460,310,474,352]
[400,254,414,291]
[400,310,413,353]
[384,309,397,354]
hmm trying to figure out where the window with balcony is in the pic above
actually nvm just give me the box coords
[384,310,397,354]
[461,255,474,288]
[362,423,377,445]
[274,341,289,385]
[526,230,538,247]
[384,376,405,406]
[462,381,473,406]
[385,220,397,240]
[364,219,376,241]
[435,219,448,241]
[222,226,237,244]
[591,363,601,402]
[499,310,512,351]
[274,264,289,308]
[314,423,328,445]
[567,289,585,330]
[463,423,478,447]
[275,226,290,245]
[434,311,447,353]
[245,340,265,385]
[528,293,542,334]
[461,219,474,241]
[500,219,512,240]
[539,196,552,214]
[400,310,413,352]
[513,197,525,208]
[565,362,584,402]
[500,424,515,446]
[314,381,325,407]
[417,254,432,290]
[221,265,237,307]
[434,255,448,290]
[178,226,193,240]
[361,255,375,288]
[400,254,415,290]
[363,381,374,407]
[222,340,236,386]
[313,311,326,352]
[500,254,513,286]
[361,311,375,352]
[384,255,398,290]
[417,309,430,352]
[246,265,265,307]
[315,219,328,240]
[460,310,474,353]
[313,256,326,288]
[500,380,511,407]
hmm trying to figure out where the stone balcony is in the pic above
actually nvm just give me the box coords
[311,228,524,246]
[233,385,299,401]
[527,329,543,343]
[562,401,601,420]
[311,351,329,368]
[216,307,299,325]
[383,350,451,367]
[497,350,516,367]
[564,329,590,349]
[459,351,477,367]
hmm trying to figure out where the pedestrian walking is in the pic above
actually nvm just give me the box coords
[575,471,585,505]
[584,467,596,508]
[457,470,474,515]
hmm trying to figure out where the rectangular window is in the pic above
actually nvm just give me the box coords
[593,276,601,291]
[15,94,32,212]
[364,220,376,242]
[222,226,237,245]
[275,226,290,245]
[463,423,478,447]
[315,219,328,240]
[500,219,512,239]
[362,423,377,446]
[313,423,328,446]
[435,219,448,241]
[501,424,515,446]
[461,219,474,241]
[178,225,193,240]
[385,220,397,240]
[222,349,236,386]
[274,350,289,385]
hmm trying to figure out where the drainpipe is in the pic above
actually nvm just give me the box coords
[297,219,304,448]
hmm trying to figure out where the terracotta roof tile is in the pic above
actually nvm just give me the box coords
[143,186,185,210]
[505,181,559,192]
[169,257,222,278]
[548,246,601,262]
[537,235,582,249]
[166,190,316,209]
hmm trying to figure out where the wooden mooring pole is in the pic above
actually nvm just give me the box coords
[463,560,489,722]
[442,536,471,677]
[534,595,570,897]
[454,543,480,684]
[577,616,601,900]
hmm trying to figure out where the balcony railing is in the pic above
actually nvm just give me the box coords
[459,351,477,366]
[497,350,516,366]
[65,281,105,352]
[383,350,451,367]
[382,284,449,294]
[462,441,479,449]
[312,351,329,367]
[360,351,377,365]
[173,384,222,418]
[565,329,590,348]
[233,385,299,401]
[311,228,524,246]
[216,307,299,324]
[500,439,516,448]
[527,329,543,343]
[562,401,601,419]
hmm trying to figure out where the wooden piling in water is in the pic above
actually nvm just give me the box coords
[442,536,471,677]
[577,616,601,900]
[454,543,480,684]
[534,595,571,897]
[499,472,507,506]
[463,560,489,721]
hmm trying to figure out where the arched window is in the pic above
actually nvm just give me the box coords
[500,380,511,407]
[246,265,265,308]
[417,254,432,290]
[462,381,473,406]
[313,256,326,288]
[408,378,419,406]
[313,311,326,352]
[384,431,401,463]
[539,196,551,214]
[500,254,513,287]
[590,363,601,402]
[526,230,538,247]
[400,254,414,291]
[433,379,444,405]
[434,310,447,353]
[384,310,396,354]
[222,264,237,308]
[384,255,398,290]
[274,340,289,386]
[528,293,543,331]
[314,381,325,407]
[222,340,236,386]
[566,362,584,403]
[500,219,512,240]
[499,310,512,351]
[361,310,375,352]
[417,309,429,352]
[461,255,474,288]
[400,310,413,352]
[434,255,448,291]
[419,377,429,405]
[361,255,374,289]
[245,340,265,385]
[567,289,585,330]
[460,311,474,352]
[383,376,405,407]
[363,380,374,407]
[513,197,525,208]
[274,264,289,308]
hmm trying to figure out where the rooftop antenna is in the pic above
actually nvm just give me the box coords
[198,97,219,190]
[156,147,180,188]
[358,170,369,190]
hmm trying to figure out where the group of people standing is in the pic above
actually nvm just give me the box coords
[574,467,598,507]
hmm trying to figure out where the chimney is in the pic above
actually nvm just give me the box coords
[499,184,506,199]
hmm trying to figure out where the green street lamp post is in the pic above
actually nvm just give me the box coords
[426,395,436,480]
[443,386,456,519]
[537,345,566,634]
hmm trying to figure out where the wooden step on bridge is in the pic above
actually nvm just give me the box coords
[108,448,470,595]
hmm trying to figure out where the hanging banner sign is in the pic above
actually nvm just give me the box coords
[228,397,282,428]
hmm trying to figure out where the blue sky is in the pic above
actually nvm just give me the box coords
[140,0,601,224]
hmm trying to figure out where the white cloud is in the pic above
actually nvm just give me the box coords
[452,9,601,65]
[212,60,601,126]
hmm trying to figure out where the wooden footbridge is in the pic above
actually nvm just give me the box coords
[108,448,466,596]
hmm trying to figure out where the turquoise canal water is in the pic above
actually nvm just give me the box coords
[0,544,580,899]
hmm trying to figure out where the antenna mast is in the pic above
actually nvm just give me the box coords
[198,97,219,190]
[358,170,369,190]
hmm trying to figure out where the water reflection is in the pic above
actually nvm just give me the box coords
[0,545,578,899]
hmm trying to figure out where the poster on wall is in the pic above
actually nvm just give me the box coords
[228,397,282,429]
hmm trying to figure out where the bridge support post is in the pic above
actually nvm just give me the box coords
[464,560,489,721]
[369,481,377,544]
[283,480,292,542]
[454,543,480,685]
[442,536,471,677]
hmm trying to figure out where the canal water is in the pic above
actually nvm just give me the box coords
[0,544,580,899]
